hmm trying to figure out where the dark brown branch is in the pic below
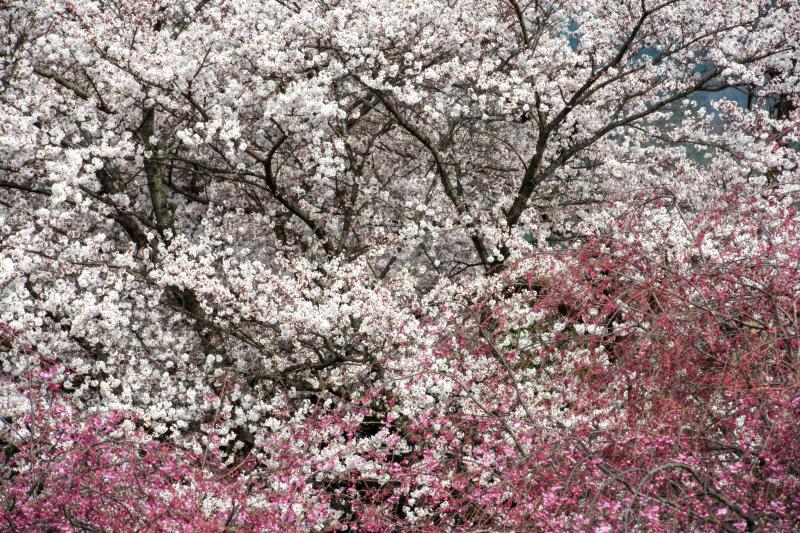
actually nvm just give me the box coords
[33,65,114,114]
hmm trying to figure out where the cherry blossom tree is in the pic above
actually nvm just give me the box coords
[1,0,798,530]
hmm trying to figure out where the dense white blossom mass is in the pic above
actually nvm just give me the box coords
[0,0,798,530]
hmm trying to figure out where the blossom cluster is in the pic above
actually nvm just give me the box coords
[1,0,799,530]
